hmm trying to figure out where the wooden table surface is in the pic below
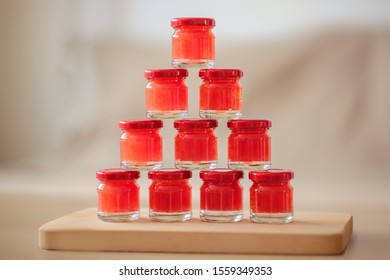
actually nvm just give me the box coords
[1,193,389,260]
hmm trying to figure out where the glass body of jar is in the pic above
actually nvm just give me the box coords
[144,69,189,119]
[171,17,215,69]
[119,120,163,170]
[148,169,192,222]
[199,69,243,119]
[199,169,244,222]
[249,169,294,223]
[227,119,271,170]
[96,168,140,222]
[174,119,218,170]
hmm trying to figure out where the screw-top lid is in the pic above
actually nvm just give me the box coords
[249,169,294,182]
[174,119,218,129]
[171,17,215,27]
[200,168,243,182]
[148,168,192,180]
[144,69,188,79]
[118,119,163,130]
[199,69,243,78]
[96,168,140,180]
[227,119,271,129]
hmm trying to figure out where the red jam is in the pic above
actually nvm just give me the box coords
[174,119,218,170]
[119,120,163,170]
[96,168,140,222]
[171,17,215,68]
[199,169,244,222]
[249,169,294,223]
[144,69,189,119]
[199,69,243,119]
[227,119,271,170]
[148,169,192,222]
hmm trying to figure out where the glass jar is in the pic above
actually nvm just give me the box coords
[144,69,189,119]
[148,169,192,222]
[199,69,243,119]
[171,17,215,69]
[199,168,244,222]
[249,169,294,223]
[174,119,218,170]
[96,168,140,222]
[227,119,271,170]
[119,119,163,170]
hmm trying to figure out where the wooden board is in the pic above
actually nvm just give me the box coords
[39,208,353,255]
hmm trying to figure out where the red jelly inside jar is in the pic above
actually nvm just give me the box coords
[144,69,189,119]
[227,119,271,170]
[96,168,140,222]
[148,169,192,222]
[174,119,218,170]
[171,17,215,69]
[199,168,244,222]
[199,69,243,119]
[249,169,294,223]
[119,120,163,170]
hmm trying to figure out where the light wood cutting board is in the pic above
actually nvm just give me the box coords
[39,208,353,255]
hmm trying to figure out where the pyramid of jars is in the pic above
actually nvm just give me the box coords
[96,17,294,224]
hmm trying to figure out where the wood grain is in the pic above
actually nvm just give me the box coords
[39,208,353,255]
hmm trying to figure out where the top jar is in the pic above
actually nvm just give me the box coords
[144,69,189,119]
[171,17,215,69]
[199,69,243,119]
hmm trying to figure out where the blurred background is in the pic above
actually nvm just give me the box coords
[1,0,390,259]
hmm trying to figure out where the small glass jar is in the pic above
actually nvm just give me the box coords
[174,119,218,170]
[119,119,163,170]
[227,119,271,170]
[199,69,243,119]
[249,169,294,223]
[148,169,192,222]
[144,69,189,119]
[199,169,244,222]
[96,168,140,222]
[171,17,215,69]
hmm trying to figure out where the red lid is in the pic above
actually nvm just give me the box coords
[96,168,140,180]
[249,169,294,182]
[174,119,218,129]
[118,119,163,130]
[200,168,243,182]
[199,69,243,78]
[227,119,271,129]
[148,168,192,180]
[171,17,215,27]
[144,69,188,79]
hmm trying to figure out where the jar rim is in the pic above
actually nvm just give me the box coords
[174,119,218,129]
[148,168,192,180]
[118,119,163,130]
[96,168,140,180]
[199,69,243,78]
[171,17,215,27]
[227,119,271,129]
[144,69,188,79]
[249,169,294,181]
[200,168,243,182]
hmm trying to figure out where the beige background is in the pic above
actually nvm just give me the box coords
[1,0,389,259]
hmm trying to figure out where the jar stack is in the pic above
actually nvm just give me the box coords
[96,17,294,224]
